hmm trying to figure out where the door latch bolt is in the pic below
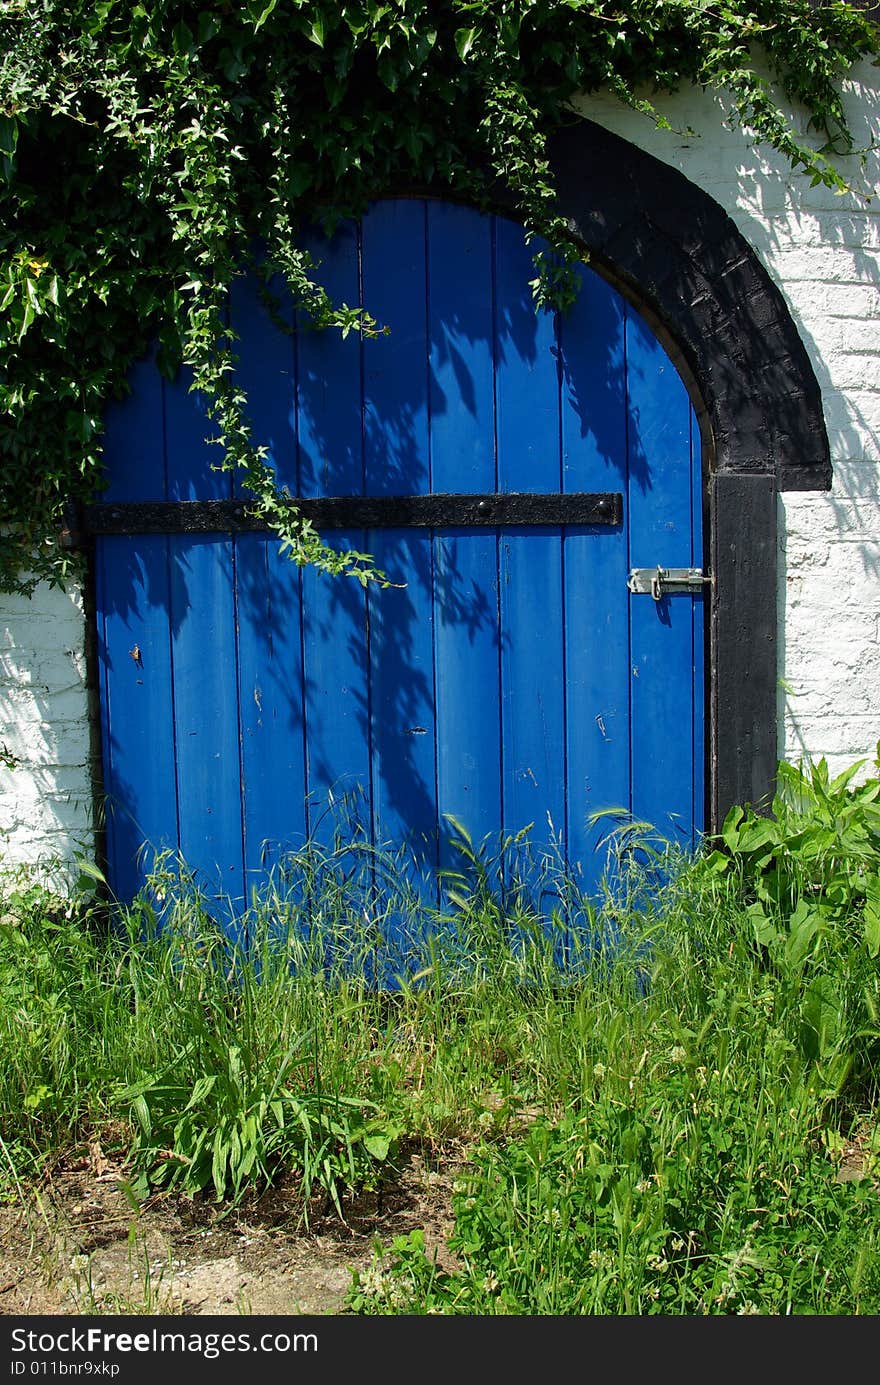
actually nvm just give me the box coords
[627,566,711,600]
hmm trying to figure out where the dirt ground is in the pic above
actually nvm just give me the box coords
[3,1127,874,1318]
[0,1140,464,1317]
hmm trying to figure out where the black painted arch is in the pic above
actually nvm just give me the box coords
[548,119,831,493]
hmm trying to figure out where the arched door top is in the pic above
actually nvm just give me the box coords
[546,118,830,492]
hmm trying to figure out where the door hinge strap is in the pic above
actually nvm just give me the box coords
[77,492,623,537]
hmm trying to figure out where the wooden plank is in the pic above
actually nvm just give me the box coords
[691,407,706,840]
[498,530,566,885]
[362,201,438,887]
[559,266,631,899]
[297,220,363,499]
[96,535,179,901]
[168,535,244,913]
[626,306,697,852]
[366,532,438,866]
[97,342,173,901]
[297,220,372,851]
[301,565,371,847]
[235,535,307,886]
[427,201,501,874]
[163,355,230,502]
[494,218,565,896]
[712,471,777,819]
[229,268,297,499]
[83,492,622,534]
[100,346,166,502]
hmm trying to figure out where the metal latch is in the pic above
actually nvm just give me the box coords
[627,566,711,600]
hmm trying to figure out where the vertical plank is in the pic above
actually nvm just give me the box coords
[230,265,304,890]
[712,472,777,819]
[168,534,244,912]
[297,219,372,850]
[235,536,307,887]
[690,407,706,841]
[163,358,230,502]
[495,218,565,895]
[626,307,696,850]
[559,267,631,899]
[97,343,174,900]
[100,346,166,502]
[161,318,243,911]
[362,200,438,883]
[300,561,370,846]
[297,220,363,500]
[96,536,179,902]
[427,202,501,873]
[229,268,297,498]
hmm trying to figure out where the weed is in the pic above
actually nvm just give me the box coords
[2,751,879,1314]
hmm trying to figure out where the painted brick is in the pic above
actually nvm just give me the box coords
[806,284,880,319]
[0,583,92,875]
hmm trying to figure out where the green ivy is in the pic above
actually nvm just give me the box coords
[0,1,876,593]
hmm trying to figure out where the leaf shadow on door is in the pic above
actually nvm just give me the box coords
[94,202,684,942]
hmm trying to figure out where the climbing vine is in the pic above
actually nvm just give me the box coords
[0,0,876,593]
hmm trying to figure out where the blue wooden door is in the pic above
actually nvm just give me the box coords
[95,199,704,916]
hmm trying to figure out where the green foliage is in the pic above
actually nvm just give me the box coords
[708,747,880,1095]
[121,1054,398,1210]
[0,868,111,1161]
[115,895,402,1209]
[0,0,876,592]
[351,1106,880,1313]
[3,752,879,1307]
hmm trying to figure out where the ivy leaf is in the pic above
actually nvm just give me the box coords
[172,21,195,56]
[249,0,279,31]
[454,27,477,60]
[17,302,35,342]
[0,114,18,183]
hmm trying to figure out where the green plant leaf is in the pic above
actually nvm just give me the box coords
[864,876,880,958]
[363,1133,392,1160]
[784,900,820,971]
[455,27,477,60]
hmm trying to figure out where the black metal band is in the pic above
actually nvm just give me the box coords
[81,492,622,536]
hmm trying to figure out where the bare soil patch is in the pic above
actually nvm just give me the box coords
[0,1141,464,1317]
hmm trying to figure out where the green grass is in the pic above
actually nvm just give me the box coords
[2,751,879,1313]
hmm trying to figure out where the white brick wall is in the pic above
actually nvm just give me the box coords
[0,583,94,880]
[2,58,878,875]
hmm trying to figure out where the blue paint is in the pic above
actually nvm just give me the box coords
[296,219,372,852]
[626,309,701,853]
[362,202,439,932]
[559,267,630,899]
[168,534,244,913]
[235,535,307,884]
[96,535,179,901]
[95,198,705,957]
[428,203,500,876]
